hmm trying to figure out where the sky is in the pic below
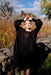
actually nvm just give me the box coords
[0,0,46,18]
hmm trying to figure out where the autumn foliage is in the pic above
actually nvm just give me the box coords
[0,16,51,49]
[0,18,16,48]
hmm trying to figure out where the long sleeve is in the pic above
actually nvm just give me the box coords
[32,18,43,33]
[14,19,24,30]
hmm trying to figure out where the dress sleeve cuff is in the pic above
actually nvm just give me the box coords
[32,18,36,22]
[20,19,24,22]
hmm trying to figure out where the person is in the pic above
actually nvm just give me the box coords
[13,15,43,75]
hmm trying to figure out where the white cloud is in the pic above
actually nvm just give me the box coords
[0,0,24,9]
[15,1,42,16]
[0,0,45,18]
[34,1,41,7]
[9,0,24,9]
[33,1,42,16]
[0,0,8,5]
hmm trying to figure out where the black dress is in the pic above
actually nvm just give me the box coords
[13,18,43,72]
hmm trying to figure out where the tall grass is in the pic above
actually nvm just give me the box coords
[0,10,51,48]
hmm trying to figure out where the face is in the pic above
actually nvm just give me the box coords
[25,21,31,29]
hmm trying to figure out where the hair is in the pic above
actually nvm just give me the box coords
[24,20,32,24]
[21,20,35,30]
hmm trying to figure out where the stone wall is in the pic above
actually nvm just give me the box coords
[0,38,51,75]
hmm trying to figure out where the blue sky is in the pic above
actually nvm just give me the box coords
[17,0,38,8]
[0,0,45,18]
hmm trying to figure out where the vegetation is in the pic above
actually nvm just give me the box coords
[0,12,51,48]
[0,2,13,16]
[41,0,51,19]
[40,53,51,75]
[0,1,51,74]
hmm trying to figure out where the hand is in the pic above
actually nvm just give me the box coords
[24,15,32,21]
[24,15,30,21]
[28,17,32,20]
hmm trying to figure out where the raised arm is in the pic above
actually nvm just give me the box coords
[32,18,43,33]
[14,19,24,30]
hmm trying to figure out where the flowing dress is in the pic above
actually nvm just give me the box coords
[13,18,43,72]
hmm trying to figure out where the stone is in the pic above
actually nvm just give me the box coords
[0,38,51,75]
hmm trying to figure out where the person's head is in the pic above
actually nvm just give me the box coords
[24,20,31,29]
[24,15,32,29]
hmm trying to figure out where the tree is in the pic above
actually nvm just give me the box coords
[4,2,13,13]
[0,2,13,16]
[41,0,51,19]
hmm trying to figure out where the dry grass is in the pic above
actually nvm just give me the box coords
[37,19,51,38]
[0,10,51,48]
